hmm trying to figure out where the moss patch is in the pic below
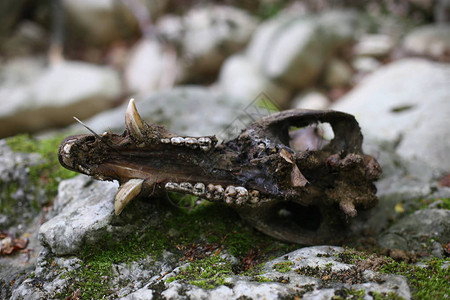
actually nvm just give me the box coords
[167,253,234,289]
[6,134,78,202]
[273,261,293,273]
[55,202,295,298]
[379,258,450,300]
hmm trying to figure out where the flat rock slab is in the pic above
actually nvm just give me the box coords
[39,175,118,256]
[160,246,410,300]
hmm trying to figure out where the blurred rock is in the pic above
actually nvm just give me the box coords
[0,21,48,57]
[352,57,381,74]
[124,38,176,95]
[323,58,353,88]
[63,0,139,46]
[378,209,450,254]
[158,5,258,81]
[218,55,291,109]
[291,90,329,110]
[0,0,28,38]
[353,34,394,57]
[69,86,247,140]
[435,0,450,22]
[0,60,121,138]
[247,10,359,89]
[402,24,450,60]
[332,58,450,173]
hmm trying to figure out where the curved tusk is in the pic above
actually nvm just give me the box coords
[125,98,145,140]
[114,178,144,215]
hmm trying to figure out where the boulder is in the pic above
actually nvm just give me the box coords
[378,209,450,255]
[402,24,450,60]
[67,86,253,141]
[247,10,359,89]
[157,5,258,81]
[0,60,121,137]
[332,58,450,173]
[353,34,395,58]
[218,55,291,109]
[124,38,175,95]
[63,0,139,46]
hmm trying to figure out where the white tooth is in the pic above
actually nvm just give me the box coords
[236,187,248,198]
[250,197,259,204]
[171,137,185,145]
[179,182,193,191]
[115,179,144,215]
[161,138,171,144]
[235,187,248,205]
[225,197,233,204]
[78,165,91,175]
[193,183,205,196]
[198,137,212,151]
[125,98,145,140]
[185,138,198,149]
[165,182,178,190]
[213,185,224,200]
[63,143,72,154]
[206,184,215,199]
[225,186,236,197]
[249,190,260,204]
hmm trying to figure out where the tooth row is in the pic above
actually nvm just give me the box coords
[160,137,213,151]
[164,182,260,205]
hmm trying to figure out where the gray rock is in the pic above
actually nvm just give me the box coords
[378,209,450,254]
[323,58,353,88]
[0,0,28,38]
[332,58,450,173]
[0,60,121,137]
[162,246,410,300]
[63,0,139,46]
[39,175,118,256]
[247,10,359,89]
[435,0,450,22]
[354,34,395,57]
[218,55,291,109]
[158,5,258,80]
[402,24,450,60]
[124,38,177,95]
[291,90,330,110]
[0,140,42,227]
[68,86,261,141]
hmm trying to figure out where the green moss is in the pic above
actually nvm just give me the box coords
[370,291,405,300]
[0,181,19,214]
[332,289,366,300]
[416,198,450,210]
[273,261,293,273]
[6,134,78,202]
[56,202,294,298]
[379,258,450,300]
[169,253,234,289]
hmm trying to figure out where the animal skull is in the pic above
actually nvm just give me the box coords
[59,99,381,245]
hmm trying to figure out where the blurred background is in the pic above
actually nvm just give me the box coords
[0,0,449,139]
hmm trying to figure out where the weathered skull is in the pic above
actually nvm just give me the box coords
[59,99,381,245]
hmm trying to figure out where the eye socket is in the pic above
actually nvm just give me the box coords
[288,122,334,152]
